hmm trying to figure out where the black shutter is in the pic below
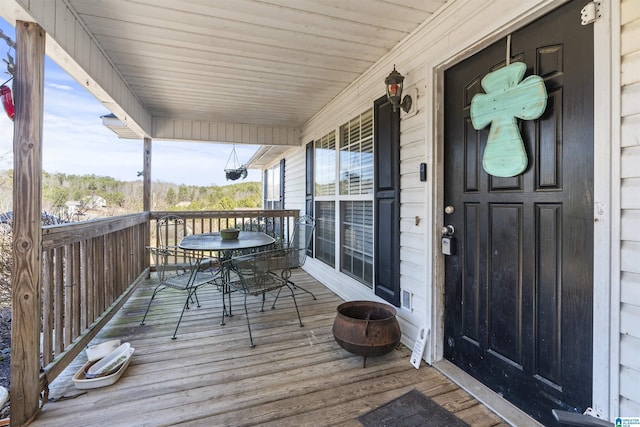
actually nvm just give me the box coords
[374,95,401,306]
[263,170,268,209]
[305,142,314,217]
[279,158,285,209]
[305,142,314,256]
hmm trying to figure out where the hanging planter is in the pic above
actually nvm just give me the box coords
[225,168,247,181]
[224,145,248,181]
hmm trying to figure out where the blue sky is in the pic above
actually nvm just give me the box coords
[0,18,260,186]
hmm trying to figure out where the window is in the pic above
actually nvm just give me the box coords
[311,110,374,287]
[314,201,335,267]
[264,162,282,209]
[314,130,337,267]
[315,131,336,197]
[338,109,374,286]
[341,201,373,287]
[339,109,373,196]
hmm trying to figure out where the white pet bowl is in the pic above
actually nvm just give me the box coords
[86,339,121,362]
[73,347,134,390]
[86,342,131,378]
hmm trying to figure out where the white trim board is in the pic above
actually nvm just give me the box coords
[434,360,544,427]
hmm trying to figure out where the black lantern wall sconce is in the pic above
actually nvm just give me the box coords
[385,65,412,113]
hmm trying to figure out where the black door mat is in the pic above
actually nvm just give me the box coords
[358,389,470,427]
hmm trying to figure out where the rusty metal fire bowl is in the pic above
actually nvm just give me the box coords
[332,301,402,368]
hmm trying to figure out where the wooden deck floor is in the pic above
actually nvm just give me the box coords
[31,270,508,427]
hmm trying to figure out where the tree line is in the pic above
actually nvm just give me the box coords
[0,170,263,217]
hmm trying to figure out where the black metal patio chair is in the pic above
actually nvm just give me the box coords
[141,246,218,339]
[268,215,316,304]
[141,215,218,339]
[224,250,303,348]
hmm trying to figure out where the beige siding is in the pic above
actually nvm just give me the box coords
[283,147,306,213]
[620,0,640,416]
[398,72,429,323]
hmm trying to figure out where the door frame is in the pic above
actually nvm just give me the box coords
[429,0,617,420]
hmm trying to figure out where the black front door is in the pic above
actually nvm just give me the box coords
[443,1,594,424]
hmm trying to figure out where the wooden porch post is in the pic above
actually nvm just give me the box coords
[143,137,151,212]
[143,137,151,273]
[10,21,46,426]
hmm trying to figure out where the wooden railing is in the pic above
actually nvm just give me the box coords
[31,209,299,402]
[150,209,300,249]
[39,213,150,388]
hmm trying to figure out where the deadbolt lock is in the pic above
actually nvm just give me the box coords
[441,225,455,236]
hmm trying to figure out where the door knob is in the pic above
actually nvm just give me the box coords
[444,205,455,214]
[441,225,455,235]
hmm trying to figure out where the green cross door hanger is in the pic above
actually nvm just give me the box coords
[470,62,547,177]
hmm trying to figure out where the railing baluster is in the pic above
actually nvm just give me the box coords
[72,241,81,342]
[63,244,72,348]
[80,240,88,332]
[54,247,64,358]
[42,250,54,366]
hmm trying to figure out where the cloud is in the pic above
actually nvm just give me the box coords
[47,83,73,91]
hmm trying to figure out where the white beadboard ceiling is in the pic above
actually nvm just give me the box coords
[66,0,446,128]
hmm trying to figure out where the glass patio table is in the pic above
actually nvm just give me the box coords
[179,231,275,318]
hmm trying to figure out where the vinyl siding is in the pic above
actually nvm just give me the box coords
[619,0,640,415]
[282,147,306,213]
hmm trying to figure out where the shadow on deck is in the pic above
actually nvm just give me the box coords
[30,270,507,426]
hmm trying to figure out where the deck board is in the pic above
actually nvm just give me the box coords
[31,270,506,426]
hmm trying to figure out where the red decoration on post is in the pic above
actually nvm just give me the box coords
[0,85,14,121]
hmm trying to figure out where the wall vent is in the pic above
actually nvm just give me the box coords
[402,290,412,311]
